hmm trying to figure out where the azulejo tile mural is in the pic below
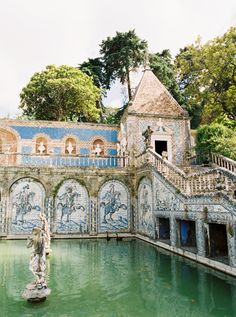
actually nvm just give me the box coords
[138,177,155,237]
[54,179,89,233]
[10,178,45,234]
[98,180,130,232]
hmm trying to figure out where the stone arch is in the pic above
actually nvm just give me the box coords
[53,179,89,234]
[0,127,19,165]
[98,179,130,232]
[137,177,155,238]
[9,177,46,235]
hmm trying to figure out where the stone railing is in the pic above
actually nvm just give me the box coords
[211,153,236,173]
[0,152,129,169]
[136,149,236,197]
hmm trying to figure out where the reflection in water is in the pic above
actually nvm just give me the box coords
[1,239,236,317]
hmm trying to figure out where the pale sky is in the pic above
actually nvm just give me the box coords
[0,0,235,118]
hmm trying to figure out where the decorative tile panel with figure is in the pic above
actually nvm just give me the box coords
[54,179,89,233]
[98,180,130,232]
[10,178,45,234]
[138,178,155,238]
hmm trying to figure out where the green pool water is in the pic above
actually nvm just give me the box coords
[1,239,236,317]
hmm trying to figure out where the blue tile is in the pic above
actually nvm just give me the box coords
[11,126,118,142]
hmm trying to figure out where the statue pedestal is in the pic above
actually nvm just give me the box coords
[22,282,51,303]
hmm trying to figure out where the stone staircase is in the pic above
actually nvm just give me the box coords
[136,149,236,199]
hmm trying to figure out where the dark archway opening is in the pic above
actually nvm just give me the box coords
[178,220,197,252]
[208,223,228,261]
[159,217,170,240]
[155,140,167,156]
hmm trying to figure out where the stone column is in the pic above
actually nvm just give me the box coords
[89,197,97,235]
[227,223,236,267]
[170,215,177,247]
[196,218,206,257]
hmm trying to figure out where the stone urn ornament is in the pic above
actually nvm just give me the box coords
[22,213,51,302]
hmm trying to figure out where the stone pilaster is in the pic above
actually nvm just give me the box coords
[196,218,206,257]
[227,223,236,267]
[89,197,97,235]
[170,215,177,247]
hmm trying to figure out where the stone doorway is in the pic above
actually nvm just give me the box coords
[178,220,197,252]
[207,223,228,262]
[155,140,167,157]
[158,217,170,242]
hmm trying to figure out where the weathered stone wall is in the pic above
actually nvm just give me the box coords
[120,114,190,165]
[135,167,236,268]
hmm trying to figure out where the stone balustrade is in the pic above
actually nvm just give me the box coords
[211,153,236,173]
[136,149,236,197]
[0,152,129,168]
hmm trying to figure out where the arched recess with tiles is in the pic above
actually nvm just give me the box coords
[137,177,155,238]
[53,179,89,234]
[98,179,130,233]
[9,177,46,235]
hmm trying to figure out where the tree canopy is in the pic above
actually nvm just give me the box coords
[175,27,236,128]
[100,30,148,101]
[20,65,100,122]
[196,121,236,161]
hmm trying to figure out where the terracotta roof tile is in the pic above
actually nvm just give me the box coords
[128,69,186,116]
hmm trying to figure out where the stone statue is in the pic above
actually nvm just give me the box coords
[38,142,46,154]
[66,141,74,155]
[94,143,102,156]
[142,126,153,149]
[39,212,51,255]
[22,213,51,302]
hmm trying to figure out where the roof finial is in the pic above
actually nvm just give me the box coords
[144,51,151,71]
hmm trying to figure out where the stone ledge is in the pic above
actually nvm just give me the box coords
[135,234,236,277]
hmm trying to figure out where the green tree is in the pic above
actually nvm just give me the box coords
[19,65,100,122]
[196,123,236,161]
[79,58,108,92]
[100,30,148,101]
[175,27,236,128]
[149,49,184,105]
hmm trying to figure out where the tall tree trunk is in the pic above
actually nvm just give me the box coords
[126,68,132,101]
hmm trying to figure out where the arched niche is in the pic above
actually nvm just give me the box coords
[35,136,48,154]
[90,137,106,156]
[9,177,45,235]
[0,128,18,165]
[54,179,89,234]
[65,137,76,155]
[98,180,130,232]
[138,177,155,238]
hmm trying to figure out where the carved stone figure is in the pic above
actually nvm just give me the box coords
[38,142,46,154]
[94,143,102,156]
[66,142,74,155]
[40,212,51,255]
[22,213,51,302]
[142,126,153,149]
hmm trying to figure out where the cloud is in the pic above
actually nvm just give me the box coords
[0,0,235,117]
